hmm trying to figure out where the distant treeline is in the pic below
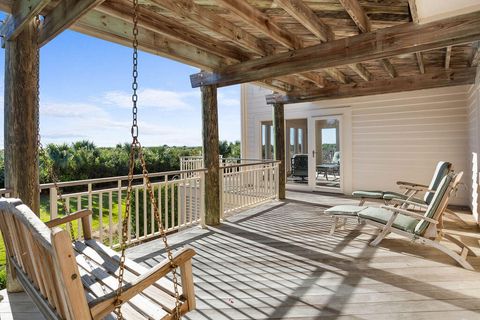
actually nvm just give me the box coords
[0,140,241,187]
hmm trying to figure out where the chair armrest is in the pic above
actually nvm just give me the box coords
[398,185,435,193]
[89,247,196,319]
[396,181,429,188]
[390,198,429,209]
[45,209,92,228]
[381,205,438,224]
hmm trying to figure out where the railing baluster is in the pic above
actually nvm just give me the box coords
[99,192,103,244]
[108,191,113,247]
[77,194,81,239]
[143,178,147,238]
[135,187,139,242]
[165,175,169,230]
[117,180,122,247]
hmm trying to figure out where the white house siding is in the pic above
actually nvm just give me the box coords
[467,75,480,223]
[242,83,472,207]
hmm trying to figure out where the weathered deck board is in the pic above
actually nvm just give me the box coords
[1,191,479,319]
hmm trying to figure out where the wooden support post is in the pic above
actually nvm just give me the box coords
[201,85,220,226]
[4,19,40,213]
[272,103,286,200]
[4,18,39,293]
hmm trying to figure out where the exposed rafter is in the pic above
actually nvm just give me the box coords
[217,0,334,87]
[338,0,371,33]
[339,0,395,79]
[39,0,106,46]
[266,68,477,104]
[415,52,425,74]
[96,2,251,62]
[1,0,51,41]
[190,11,480,88]
[348,63,373,82]
[380,59,397,78]
[149,0,273,56]
[216,0,303,50]
[472,42,480,67]
[274,0,374,83]
[73,10,231,71]
[408,0,426,74]
[445,46,452,69]
[273,0,334,42]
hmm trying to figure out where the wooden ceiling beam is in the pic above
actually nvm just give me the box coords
[324,68,348,84]
[408,0,425,74]
[216,0,303,50]
[271,0,352,84]
[298,72,326,87]
[445,46,452,69]
[471,42,480,67]
[191,11,480,88]
[149,0,273,56]
[415,52,425,74]
[1,0,51,41]
[338,0,371,33]
[39,0,105,46]
[72,10,231,71]
[266,68,477,104]
[339,0,395,78]
[96,2,250,62]
[380,58,397,78]
[273,0,334,42]
[348,63,373,81]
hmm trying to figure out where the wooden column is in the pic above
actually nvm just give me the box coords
[4,19,39,293]
[272,103,286,200]
[4,19,40,214]
[201,85,220,226]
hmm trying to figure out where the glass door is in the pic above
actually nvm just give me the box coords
[309,116,343,192]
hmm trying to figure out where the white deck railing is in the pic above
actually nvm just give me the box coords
[220,160,279,217]
[34,158,278,249]
[40,168,206,248]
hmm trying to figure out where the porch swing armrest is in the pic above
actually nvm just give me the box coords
[45,209,92,228]
[88,247,196,320]
[398,185,435,193]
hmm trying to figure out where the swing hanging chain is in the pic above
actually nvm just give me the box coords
[33,16,75,241]
[115,0,181,318]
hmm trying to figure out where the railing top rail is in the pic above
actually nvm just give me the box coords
[221,160,280,169]
[0,188,13,194]
[40,168,207,189]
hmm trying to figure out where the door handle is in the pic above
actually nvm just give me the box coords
[312,150,315,157]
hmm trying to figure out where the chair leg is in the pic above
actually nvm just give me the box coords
[423,237,475,270]
[358,199,366,206]
[370,226,391,247]
[329,217,339,235]
[442,233,478,257]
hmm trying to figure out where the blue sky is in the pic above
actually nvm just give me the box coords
[0,21,241,147]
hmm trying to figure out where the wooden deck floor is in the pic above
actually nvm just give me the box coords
[2,191,480,319]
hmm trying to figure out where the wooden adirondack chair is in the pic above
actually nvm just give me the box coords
[0,198,196,319]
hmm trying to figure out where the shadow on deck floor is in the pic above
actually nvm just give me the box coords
[2,190,480,319]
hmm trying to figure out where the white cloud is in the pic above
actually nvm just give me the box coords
[218,92,240,108]
[42,101,109,119]
[102,88,199,110]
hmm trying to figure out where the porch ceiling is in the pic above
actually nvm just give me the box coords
[0,0,479,101]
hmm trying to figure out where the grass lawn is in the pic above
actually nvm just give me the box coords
[0,193,125,288]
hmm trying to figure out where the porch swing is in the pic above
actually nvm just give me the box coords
[0,1,197,319]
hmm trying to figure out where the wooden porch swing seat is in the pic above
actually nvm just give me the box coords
[0,198,196,320]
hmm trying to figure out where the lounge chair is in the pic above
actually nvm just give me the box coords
[325,172,475,270]
[291,154,308,181]
[352,161,452,206]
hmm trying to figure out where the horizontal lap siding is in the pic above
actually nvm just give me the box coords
[467,81,479,222]
[351,93,468,206]
[242,84,471,206]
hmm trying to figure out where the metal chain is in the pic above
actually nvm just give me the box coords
[33,16,76,241]
[115,0,181,318]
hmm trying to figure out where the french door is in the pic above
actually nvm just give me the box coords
[308,115,344,193]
